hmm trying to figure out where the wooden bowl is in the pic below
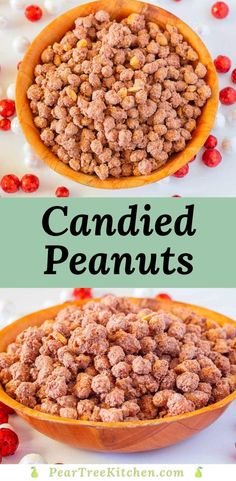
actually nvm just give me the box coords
[16,0,219,190]
[0,298,235,453]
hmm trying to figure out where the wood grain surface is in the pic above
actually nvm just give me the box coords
[0,298,235,453]
[16,0,219,190]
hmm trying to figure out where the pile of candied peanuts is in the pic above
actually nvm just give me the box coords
[0,296,235,423]
[27,10,211,180]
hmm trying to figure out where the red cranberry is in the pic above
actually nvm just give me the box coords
[231,69,236,84]
[0,118,11,131]
[202,149,222,167]
[55,186,70,197]
[173,164,189,178]
[211,2,229,19]
[25,5,43,22]
[0,174,20,193]
[21,174,39,193]
[156,293,172,300]
[204,135,218,149]
[73,288,92,299]
[214,55,231,73]
[0,99,15,118]
[219,87,236,105]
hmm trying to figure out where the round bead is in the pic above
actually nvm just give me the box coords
[214,55,231,73]
[0,174,20,193]
[21,173,39,193]
[25,5,43,22]
[0,119,11,131]
[221,137,236,154]
[43,0,63,14]
[9,0,26,9]
[0,99,15,118]
[220,87,236,105]
[59,290,72,302]
[172,164,189,178]
[231,69,236,84]
[13,35,30,53]
[0,15,9,29]
[6,83,16,100]
[0,428,19,456]
[204,135,218,149]
[214,111,226,128]
[226,108,236,125]
[202,149,222,167]
[19,453,46,464]
[195,24,211,37]
[211,2,229,19]
[55,186,70,197]
[24,153,40,168]
[11,117,22,135]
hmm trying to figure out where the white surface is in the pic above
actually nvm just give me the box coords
[0,288,235,464]
[0,0,236,197]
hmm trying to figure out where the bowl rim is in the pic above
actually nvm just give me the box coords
[0,298,235,428]
[16,0,219,189]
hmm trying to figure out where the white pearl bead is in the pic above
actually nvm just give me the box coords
[214,112,226,129]
[44,0,63,15]
[9,0,26,9]
[227,108,236,126]
[7,83,16,100]
[13,36,30,54]
[0,15,9,29]
[11,117,22,135]
[19,454,46,464]
[133,288,149,298]
[59,290,72,302]
[42,299,55,308]
[195,24,211,37]
[24,153,40,168]
[23,142,33,155]
[222,136,236,154]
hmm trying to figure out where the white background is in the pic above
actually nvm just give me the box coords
[0,0,236,197]
[0,288,235,464]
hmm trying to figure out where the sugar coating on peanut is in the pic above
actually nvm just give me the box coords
[27,11,211,180]
[0,296,235,421]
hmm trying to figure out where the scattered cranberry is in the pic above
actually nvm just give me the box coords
[156,293,172,300]
[55,186,69,197]
[0,99,15,118]
[202,149,222,167]
[0,118,11,131]
[0,174,20,194]
[214,55,231,73]
[73,288,92,299]
[0,428,19,457]
[204,135,218,149]
[173,164,189,178]
[0,409,8,425]
[219,87,236,105]
[21,174,39,193]
[25,5,43,22]
[0,402,14,415]
[231,69,236,84]
[211,2,229,19]
[172,194,182,197]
